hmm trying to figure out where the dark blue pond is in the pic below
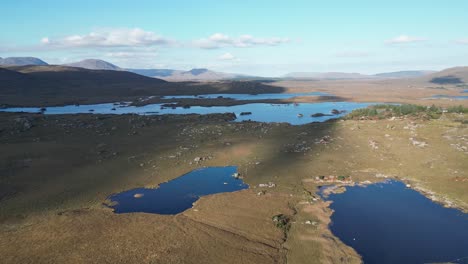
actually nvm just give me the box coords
[324,181,468,264]
[107,166,248,215]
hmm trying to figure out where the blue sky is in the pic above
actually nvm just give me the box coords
[1,0,467,76]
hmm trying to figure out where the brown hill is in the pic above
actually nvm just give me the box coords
[0,67,30,81]
[425,67,468,84]
[0,65,284,106]
[1,65,168,105]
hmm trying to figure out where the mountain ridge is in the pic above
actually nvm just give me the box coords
[0,57,48,66]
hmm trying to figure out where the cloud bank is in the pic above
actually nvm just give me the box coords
[41,28,171,48]
[194,33,290,49]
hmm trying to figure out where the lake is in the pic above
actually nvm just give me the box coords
[431,94,468,100]
[323,180,468,264]
[107,166,248,215]
[161,92,331,100]
[0,101,372,125]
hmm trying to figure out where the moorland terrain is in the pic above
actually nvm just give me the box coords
[0,60,467,263]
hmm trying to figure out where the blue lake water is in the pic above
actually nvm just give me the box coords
[0,101,372,125]
[323,180,468,264]
[107,166,248,215]
[161,92,331,100]
[431,94,468,100]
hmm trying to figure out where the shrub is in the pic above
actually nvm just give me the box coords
[447,105,468,113]
[272,214,290,231]
[345,104,455,120]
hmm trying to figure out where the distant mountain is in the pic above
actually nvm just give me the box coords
[126,68,180,78]
[61,59,246,81]
[425,66,468,84]
[163,68,250,81]
[284,72,371,80]
[64,59,122,71]
[374,70,435,78]
[0,57,48,66]
[284,70,437,80]
[127,68,245,81]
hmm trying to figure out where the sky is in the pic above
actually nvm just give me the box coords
[1,0,468,76]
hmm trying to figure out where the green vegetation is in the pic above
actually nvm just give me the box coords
[337,175,349,181]
[447,105,468,114]
[346,104,468,119]
[272,214,291,231]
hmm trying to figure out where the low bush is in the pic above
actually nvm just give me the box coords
[346,104,467,119]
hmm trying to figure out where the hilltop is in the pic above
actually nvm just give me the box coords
[0,57,48,66]
[64,59,122,71]
[425,66,468,84]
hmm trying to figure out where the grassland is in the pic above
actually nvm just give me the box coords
[0,106,466,263]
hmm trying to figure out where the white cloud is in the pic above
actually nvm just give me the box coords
[218,52,236,60]
[41,28,171,48]
[194,33,290,49]
[386,35,427,44]
[455,38,468,45]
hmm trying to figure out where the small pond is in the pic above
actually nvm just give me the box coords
[0,101,372,125]
[323,180,468,264]
[107,166,248,215]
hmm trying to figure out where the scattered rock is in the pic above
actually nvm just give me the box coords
[232,172,243,179]
[258,182,276,188]
[410,137,428,148]
[331,109,347,115]
[272,214,290,230]
[368,140,379,150]
[315,135,332,145]
[14,117,33,132]
[311,113,329,117]
[305,220,318,225]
